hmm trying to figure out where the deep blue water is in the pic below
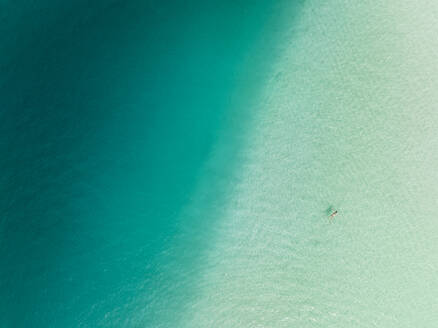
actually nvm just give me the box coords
[0,1,296,326]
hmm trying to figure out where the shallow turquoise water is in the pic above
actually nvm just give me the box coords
[179,1,438,327]
[1,1,438,327]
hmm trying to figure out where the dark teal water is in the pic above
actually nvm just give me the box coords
[0,1,296,326]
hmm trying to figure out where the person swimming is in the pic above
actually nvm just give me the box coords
[329,210,338,218]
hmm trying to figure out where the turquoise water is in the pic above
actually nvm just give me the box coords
[1,1,438,327]
[0,1,296,326]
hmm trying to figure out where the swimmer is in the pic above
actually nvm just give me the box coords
[329,210,338,218]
